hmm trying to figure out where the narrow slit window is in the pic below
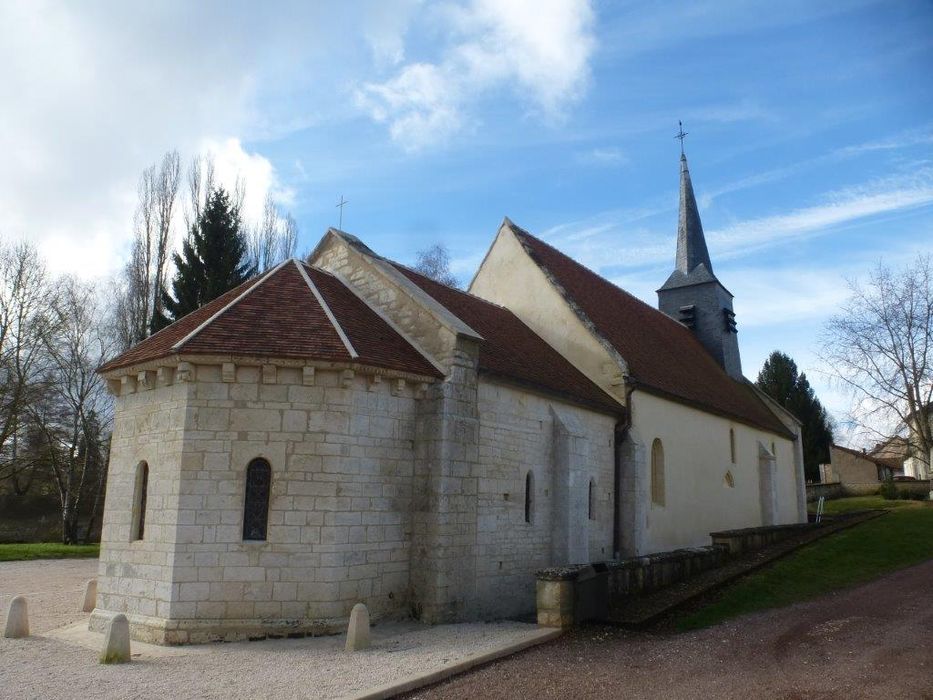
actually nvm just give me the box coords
[651,439,665,506]
[524,471,534,524]
[730,428,736,464]
[243,458,272,541]
[588,478,596,520]
[132,461,148,541]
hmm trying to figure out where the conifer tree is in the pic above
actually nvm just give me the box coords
[756,350,834,482]
[155,187,256,329]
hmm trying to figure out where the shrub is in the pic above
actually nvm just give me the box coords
[879,477,898,500]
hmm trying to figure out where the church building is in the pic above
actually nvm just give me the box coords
[93,152,807,644]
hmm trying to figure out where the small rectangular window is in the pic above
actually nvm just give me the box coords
[132,462,149,541]
[243,459,272,541]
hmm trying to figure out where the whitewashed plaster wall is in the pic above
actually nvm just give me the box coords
[469,225,629,403]
[628,390,802,554]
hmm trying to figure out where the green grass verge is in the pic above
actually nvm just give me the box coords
[0,542,100,562]
[677,504,933,631]
[814,495,926,514]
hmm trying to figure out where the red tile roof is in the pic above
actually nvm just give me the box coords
[508,224,792,436]
[99,261,441,379]
[394,264,623,416]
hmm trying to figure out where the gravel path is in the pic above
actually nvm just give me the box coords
[0,558,98,633]
[0,558,543,699]
[403,559,933,699]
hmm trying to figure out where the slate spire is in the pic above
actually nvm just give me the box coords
[675,154,714,276]
[658,145,743,380]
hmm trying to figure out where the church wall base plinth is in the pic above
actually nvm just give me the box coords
[88,609,345,646]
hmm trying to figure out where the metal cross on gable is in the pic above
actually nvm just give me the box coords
[675,120,688,156]
[336,195,349,229]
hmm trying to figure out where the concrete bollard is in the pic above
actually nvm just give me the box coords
[100,613,131,664]
[3,596,29,638]
[345,603,370,651]
[82,579,97,613]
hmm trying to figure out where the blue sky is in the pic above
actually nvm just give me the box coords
[1,0,931,440]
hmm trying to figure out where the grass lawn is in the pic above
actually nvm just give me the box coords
[812,494,927,514]
[0,542,100,562]
[677,501,933,631]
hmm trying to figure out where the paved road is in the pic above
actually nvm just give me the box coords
[406,559,933,699]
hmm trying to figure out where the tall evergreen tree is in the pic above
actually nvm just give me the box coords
[756,351,834,482]
[155,187,256,330]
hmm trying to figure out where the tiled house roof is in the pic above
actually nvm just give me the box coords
[98,260,442,378]
[395,265,624,416]
[508,223,792,437]
[832,443,902,471]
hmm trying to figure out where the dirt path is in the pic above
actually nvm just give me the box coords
[405,559,933,699]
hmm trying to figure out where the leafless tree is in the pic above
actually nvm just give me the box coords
[152,151,180,323]
[248,195,300,272]
[283,213,299,261]
[185,154,215,232]
[111,151,180,349]
[0,241,54,488]
[821,255,933,476]
[414,243,459,287]
[32,277,113,543]
[249,194,280,272]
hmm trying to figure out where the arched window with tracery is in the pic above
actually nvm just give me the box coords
[132,461,148,541]
[243,458,272,541]
[524,471,534,524]
[651,439,665,506]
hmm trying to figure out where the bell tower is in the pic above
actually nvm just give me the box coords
[657,125,742,379]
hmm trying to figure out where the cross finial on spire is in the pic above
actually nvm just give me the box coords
[675,120,688,156]
[336,195,349,229]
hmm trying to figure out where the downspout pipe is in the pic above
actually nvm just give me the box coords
[613,379,636,559]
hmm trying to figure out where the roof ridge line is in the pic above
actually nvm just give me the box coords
[511,224,719,344]
[391,260,511,311]
[293,260,359,360]
[321,266,448,377]
[170,259,291,352]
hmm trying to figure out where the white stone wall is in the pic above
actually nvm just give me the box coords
[474,379,616,619]
[172,363,420,625]
[95,361,424,642]
[629,390,801,554]
[97,377,191,621]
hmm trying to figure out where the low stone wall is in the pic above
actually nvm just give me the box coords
[805,482,845,502]
[892,480,931,498]
[710,523,813,555]
[537,522,824,628]
[806,480,931,502]
[537,546,729,627]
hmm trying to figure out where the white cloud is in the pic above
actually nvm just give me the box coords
[683,99,777,125]
[576,147,628,166]
[0,1,414,279]
[202,138,295,224]
[356,0,596,150]
[709,168,933,253]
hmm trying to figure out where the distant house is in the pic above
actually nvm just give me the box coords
[868,436,910,478]
[820,444,902,486]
